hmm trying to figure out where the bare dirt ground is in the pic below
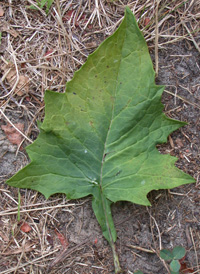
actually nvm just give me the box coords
[0,1,200,273]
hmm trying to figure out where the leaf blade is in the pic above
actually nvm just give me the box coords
[7,7,195,246]
[172,246,186,260]
[170,260,181,272]
[160,249,174,261]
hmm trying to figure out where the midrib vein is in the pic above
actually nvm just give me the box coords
[97,23,127,245]
[99,21,127,190]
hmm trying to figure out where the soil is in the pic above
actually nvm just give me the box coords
[0,1,200,274]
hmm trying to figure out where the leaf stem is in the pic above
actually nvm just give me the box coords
[110,241,122,273]
[99,191,122,273]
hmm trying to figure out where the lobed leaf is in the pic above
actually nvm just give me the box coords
[7,7,195,246]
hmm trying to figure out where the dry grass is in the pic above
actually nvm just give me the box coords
[0,0,200,273]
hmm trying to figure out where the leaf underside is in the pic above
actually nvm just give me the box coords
[7,7,194,243]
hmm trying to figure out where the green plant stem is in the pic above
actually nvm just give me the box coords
[100,192,122,273]
[111,243,122,273]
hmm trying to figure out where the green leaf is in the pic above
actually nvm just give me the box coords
[7,6,194,249]
[28,0,54,13]
[172,246,186,260]
[160,249,174,261]
[170,260,181,272]
[134,271,144,274]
